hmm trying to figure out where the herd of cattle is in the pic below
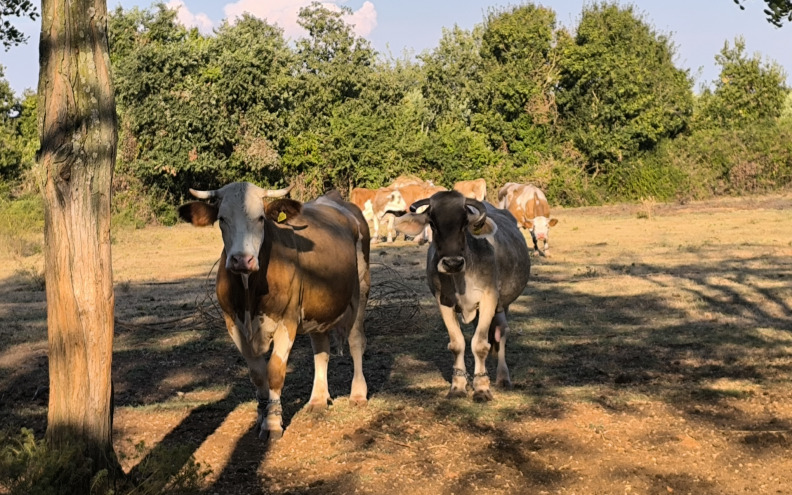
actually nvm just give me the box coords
[177,176,557,442]
[349,176,559,257]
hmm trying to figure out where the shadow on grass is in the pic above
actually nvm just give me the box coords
[2,241,792,493]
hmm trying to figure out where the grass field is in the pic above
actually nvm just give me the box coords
[1,192,792,494]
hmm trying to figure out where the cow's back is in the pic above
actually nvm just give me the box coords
[399,184,447,208]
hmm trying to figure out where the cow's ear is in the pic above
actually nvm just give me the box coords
[548,218,558,227]
[469,217,498,239]
[523,219,534,229]
[394,213,428,237]
[265,198,302,223]
[178,202,218,227]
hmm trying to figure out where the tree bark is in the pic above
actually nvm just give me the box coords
[37,0,118,472]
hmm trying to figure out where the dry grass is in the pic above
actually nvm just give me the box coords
[2,191,792,494]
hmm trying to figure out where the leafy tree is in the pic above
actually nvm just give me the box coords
[1,0,38,49]
[733,0,792,27]
[474,4,559,159]
[419,25,484,128]
[110,5,292,196]
[282,2,379,190]
[556,3,693,176]
[0,65,22,181]
[695,37,788,129]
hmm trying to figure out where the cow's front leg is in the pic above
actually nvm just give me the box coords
[263,323,296,442]
[224,314,271,435]
[307,332,332,411]
[439,303,467,398]
[471,296,498,402]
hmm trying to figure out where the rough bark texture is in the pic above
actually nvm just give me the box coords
[37,0,118,471]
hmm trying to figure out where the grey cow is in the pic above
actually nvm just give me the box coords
[394,191,531,401]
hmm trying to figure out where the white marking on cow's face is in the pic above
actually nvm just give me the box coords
[217,184,268,273]
[531,215,551,240]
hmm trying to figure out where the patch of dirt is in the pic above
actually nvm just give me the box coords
[2,192,792,494]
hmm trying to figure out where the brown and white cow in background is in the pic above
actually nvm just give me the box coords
[390,182,447,244]
[498,182,559,256]
[453,178,487,202]
[394,191,531,401]
[349,186,406,243]
[179,182,370,442]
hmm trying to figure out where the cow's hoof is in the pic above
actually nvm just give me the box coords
[260,428,283,443]
[473,389,494,402]
[306,399,331,413]
[446,387,467,399]
[495,378,513,389]
[349,395,368,407]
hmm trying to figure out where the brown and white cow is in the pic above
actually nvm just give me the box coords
[394,191,531,401]
[498,182,559,256]
[453,178,487,202]
[179,182,370,442]
[390,182,447,244]
[349,186,406,243]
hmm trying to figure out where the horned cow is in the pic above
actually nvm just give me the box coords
[179,182,370,442]
[394,191,531,401]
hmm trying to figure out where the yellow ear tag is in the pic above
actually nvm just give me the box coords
[277,211,287,223]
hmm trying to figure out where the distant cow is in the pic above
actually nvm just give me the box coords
[390,175,431,188]
[349,187,406,243]
[498,183,558,256]
[394,191,531,400]
[179,183,370,442]
[453,178,487,202]
[390,182,447,243]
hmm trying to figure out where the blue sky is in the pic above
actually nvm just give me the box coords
[2,0,790,95]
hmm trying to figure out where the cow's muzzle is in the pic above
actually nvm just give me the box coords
[228,253,259,273]
[439,256,465,274]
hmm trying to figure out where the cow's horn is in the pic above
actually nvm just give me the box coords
[409,198,430,213]
[464,198,487,225]
[189,188,218,199]
[257,184,293,198]
[464,198,486,215]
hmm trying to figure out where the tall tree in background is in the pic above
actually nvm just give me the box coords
[695,36,788,129]
[556,3,693,176]
[475,4,558,160]
[282,2,378,191]
[37,0,118,478]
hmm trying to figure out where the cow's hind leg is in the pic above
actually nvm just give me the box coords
[348,315,368,406]
[471,296,498,402]
[490,311,512,389]
[348,234,369,406]
[307,332,332,412]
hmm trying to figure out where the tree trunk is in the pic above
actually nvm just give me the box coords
[37,0,118,472]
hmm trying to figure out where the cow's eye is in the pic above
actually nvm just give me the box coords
[258,215,266,223]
